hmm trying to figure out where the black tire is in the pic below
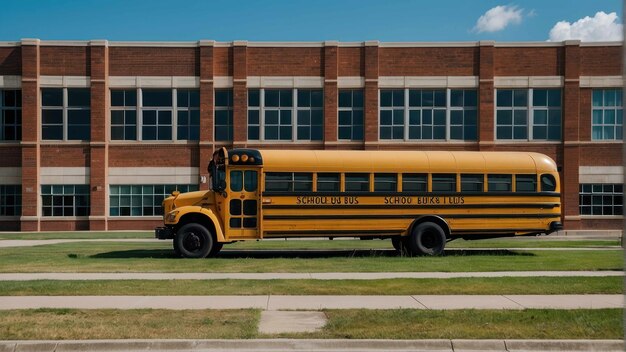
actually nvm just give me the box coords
[408,221,446,256]
[391,236,410,256]
[208,242,223,257]
[175,223,214,258]
[173,239,182,257]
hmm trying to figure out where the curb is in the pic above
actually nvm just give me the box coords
[0,339,622,351]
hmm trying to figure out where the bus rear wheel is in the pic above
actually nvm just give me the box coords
[175,223,215,258]
[391,236,410,256]
[408,222,446,256]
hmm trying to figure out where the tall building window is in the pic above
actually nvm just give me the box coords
[450,89,477,140]
[247,89,324,141]
[379,89,478,141]
[338,89,364,140]
[109,184,198,216]
[42,88,91,141]
[379,89,404,140]
[41,185,90,217]
[296,89,323,141]
[142,89,173,141]
[495,88,561,141]
[407,89,446,140]
[215,89,233,141]
[592,89,623,140]
[177,89,200,140]
[0,185,21,216]
[111,90,137,140]
[1,90,21,141]
[579,184,623,216]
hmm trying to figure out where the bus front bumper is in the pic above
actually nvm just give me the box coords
[155,227,175,240]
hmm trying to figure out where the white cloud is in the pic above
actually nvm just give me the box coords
[548,11,623,42]
[473,5,524,33]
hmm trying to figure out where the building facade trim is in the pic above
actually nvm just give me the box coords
[41,167,90,184]
[0,76,22,88]
[108,167,200,184]
[379,76,479,88]
[579,166,623,183]
[39,76,91,88]
[579,76,623,88]
[494,76,564,88]
[0,167,22,184]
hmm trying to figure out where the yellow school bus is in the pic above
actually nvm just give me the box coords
[155,148,562,258]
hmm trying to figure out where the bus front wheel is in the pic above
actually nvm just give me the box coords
[408,222,446,256]
[175,223,215,258]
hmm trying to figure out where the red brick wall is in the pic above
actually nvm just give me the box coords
[580,46,622,76]
[247,47,323,76]
[379,47,478,76]
[108,145,199,167]
[0,146,21,167]
[338,47,364,77]
[579,144,623,165]
[109,47,199,76]
[579,89,592,141]
[108,219,162,230]
[213,47,232,76]
[0,221,20,231]
[40,46,90,76]
[580,219,623,230]
[494,47,564,76]
[41,146,90,167]
[0,47,21,75]
[41,220,90,231]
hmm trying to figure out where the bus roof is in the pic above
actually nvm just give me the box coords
[232,149,558,174]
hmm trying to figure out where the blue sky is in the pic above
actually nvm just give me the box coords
[0,0,622,42]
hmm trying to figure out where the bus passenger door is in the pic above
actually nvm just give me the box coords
[226,168,260,239]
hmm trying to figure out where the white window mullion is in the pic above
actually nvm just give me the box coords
[446,89,451,141]
[404,88,409,141]
[172,89,178,141]
[260,89,265,141]
[528,88,533,141]
[137,88,143,141]
[293,89,298,141]
[62,87,68,141]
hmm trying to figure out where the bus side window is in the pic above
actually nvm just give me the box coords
[345,173,370,192]
[374,174,397,192]
[265,172,291,192]
[402,174,427,192]
[432,174,456,193]
[294,173,313,192]
[461,174,483,192]
[317,173,340,192]
[540,174,557,192]
[488,174,512,192]
[516,174,537,192]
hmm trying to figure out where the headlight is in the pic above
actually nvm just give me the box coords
[166,210,179,222]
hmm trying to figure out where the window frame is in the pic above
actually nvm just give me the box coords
[338,89,364,141]
[109,184,198,217]
[495,88,562,141]
[379,88,478,141]
[579,183,623,216]
[0,184,21,216]
[248,88,324,142]
[214,89,234,141]
[1,89,22,141]
[41,184,90,217]
[591,88,623,141]
[42,88,91,141]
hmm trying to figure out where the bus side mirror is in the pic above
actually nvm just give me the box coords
[218,180,227,191]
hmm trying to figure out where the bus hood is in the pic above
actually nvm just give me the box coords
[164,190,214,214]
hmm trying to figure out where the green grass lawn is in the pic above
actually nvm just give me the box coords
[0,241,622,273]
[0,276,620,296]
[0,309,259,340]
[0,309,620,340]
[279,309,623,340]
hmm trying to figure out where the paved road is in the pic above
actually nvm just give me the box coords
[0,270,621,281]
[0,294,621,310]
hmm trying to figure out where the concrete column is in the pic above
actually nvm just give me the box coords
[562,40,582,229]
[363,41,379,150]
[199,40,215,190]
[478,41,495,151]
[232,41,248,148]
[20,39,40,231]
[323,41,338,148]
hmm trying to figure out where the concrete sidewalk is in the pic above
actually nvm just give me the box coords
[0,339,622,352]
[0,270,621,281]
[0,294,621,310]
